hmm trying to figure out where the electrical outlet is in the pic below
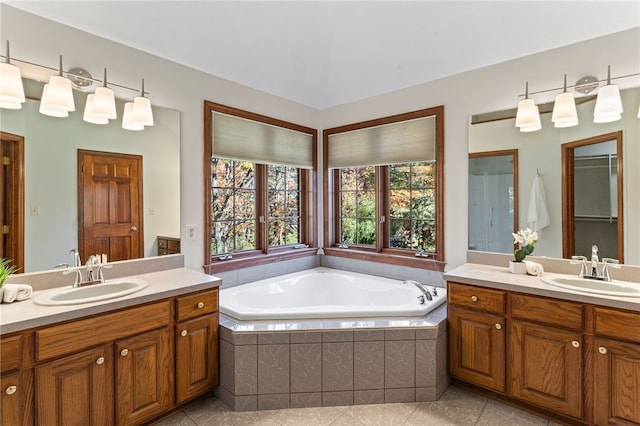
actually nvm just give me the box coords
[186,225,196,240]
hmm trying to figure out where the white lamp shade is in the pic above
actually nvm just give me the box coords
[131,96,153,126]
[39,84,69,117]
[122,102,144,131]
[0,62,26,109]
[594,84,623,123]
[41,75,75,113]
[89,86,117,120]
[83,94,108,124]
[515,99,541,131]
[551,92,579,128]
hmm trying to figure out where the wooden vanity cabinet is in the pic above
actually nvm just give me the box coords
[1,334,33,426]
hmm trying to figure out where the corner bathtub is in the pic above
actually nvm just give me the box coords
[219,267,446,320]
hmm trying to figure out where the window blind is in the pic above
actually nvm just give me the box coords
[212,111,314,168]
[327,115,436,168]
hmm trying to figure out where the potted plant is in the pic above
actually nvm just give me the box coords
[510,228,538,274]
[0,258,18,301]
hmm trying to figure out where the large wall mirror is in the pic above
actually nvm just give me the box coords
[469,87,639,265]
[0,79,181,273]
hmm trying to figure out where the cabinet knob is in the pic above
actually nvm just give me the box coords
[197,302,205,309]
[120,349,129,357]
[571,341,580,348]
[5,385,16,395]
[494,323,502,330]
[181,330,188,337]
[471,295,478,302]
[598,346,608,354]
[96,357,105,365]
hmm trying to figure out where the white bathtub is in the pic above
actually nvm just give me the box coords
[219,267,446,320]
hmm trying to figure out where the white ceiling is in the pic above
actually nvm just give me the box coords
[6,1,640,110]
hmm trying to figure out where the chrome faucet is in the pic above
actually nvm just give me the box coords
[403,280,433,304]
[590,245,599,277]
[572,245,620,282]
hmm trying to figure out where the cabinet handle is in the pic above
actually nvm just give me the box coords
[571,341,580,348]
[471,295,478,302]
[5,385,16,395]
[181,330,188,337]
[96,357,105,365]
[197,302,205,309]
[598,346,608,354]
[494,323,502,330]
[120,349,129,357]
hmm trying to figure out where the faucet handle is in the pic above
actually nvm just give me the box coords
[570,255,587,264]
[602,258,620,267]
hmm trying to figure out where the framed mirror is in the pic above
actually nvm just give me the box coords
[469,87,639,265]
[0,79,181,273]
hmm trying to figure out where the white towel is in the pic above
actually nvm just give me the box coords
[527,174,550,233]
[524,261,544,276]
[2,284,33,303]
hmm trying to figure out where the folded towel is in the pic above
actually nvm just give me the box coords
[2,284,33,303]
[524,261,544,276]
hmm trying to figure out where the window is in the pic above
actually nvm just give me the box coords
[204,102,317,273]
[324,106,444,270]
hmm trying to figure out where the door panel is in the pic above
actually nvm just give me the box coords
[78,150,143,263]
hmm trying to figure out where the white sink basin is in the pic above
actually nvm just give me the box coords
[34,279,149,306]
[541,276,640,298]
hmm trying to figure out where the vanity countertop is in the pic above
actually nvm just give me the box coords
[445,263,640,312]
[0,267,221,334]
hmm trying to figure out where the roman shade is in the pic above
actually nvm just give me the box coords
[212,111,314,168]
[327,115,436,168]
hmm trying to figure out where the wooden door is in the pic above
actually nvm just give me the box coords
[115,328,172,426]
[35,346,114,426]
[510,320,583,419]
[176,314,218,403]
[593,338,640,425]
[78,150,143,263]
[1,371,26,426]
[449,307,505,392]
[0,132,24,271]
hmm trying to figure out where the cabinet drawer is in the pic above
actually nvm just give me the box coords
[0,335,23,373]
[158,239,168,249]
[167,240,180,251]
[595,307,640,344]
[36,301,171,361]
[176,289,218,322]
[448,282,505,315]
[510,293,584,329]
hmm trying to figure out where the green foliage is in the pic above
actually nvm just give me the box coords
[0,258,18,287]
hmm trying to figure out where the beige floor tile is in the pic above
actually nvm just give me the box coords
[404,387,488,426]
[268,406,347,425]
[152,411,197,426]
[476,399,549,426]
[329,412,366,425]
[341,402,420,426]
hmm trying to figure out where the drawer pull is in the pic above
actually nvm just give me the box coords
[5,385,17,395]
[598,346,608,355]
[197,302,205,309]
[471,295,478,302]
[181,330,188,337]
[571,341,580,348]
[495,323,502,330]
[120,349,129,357]
[96,357,105,365]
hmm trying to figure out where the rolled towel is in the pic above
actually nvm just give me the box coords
[2,283,33,303]
[524,261,544,276]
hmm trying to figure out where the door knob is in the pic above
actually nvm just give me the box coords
[598,346,607,354]
[197,302,205,309]
[571,341,580,348]
[471,295,478,302]
[130,226,138,232]
[181,330,188,337]
[5,385,16,395]
[120,349,129,357]
[96,357,105,365]
[494,323,502,330]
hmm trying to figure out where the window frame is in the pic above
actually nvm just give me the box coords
[323,106,445,271]
[204,101,317,273]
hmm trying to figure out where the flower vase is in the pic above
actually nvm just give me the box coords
[509,260,526,275]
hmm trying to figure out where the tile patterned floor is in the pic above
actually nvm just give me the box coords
[154,386,560,426]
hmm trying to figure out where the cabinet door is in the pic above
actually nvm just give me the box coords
[593,338,640,426]
[510,320,582,419]
[1,370,31,426]
[449,307,505,392]
[115,327,172,426]
[176,314,218,403]
[35,347,114,426]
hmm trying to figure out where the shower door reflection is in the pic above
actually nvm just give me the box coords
[468,150,518,253]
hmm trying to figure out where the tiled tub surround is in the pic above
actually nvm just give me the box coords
[215,305,448,411]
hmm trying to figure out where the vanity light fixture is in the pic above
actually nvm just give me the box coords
[39,55,76,117]
[551,74,579,128]
[0,41,26,109]
[515,82,541,132]
[594,65,623,123]
[122,79,154,131]
[83,68,117,124]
